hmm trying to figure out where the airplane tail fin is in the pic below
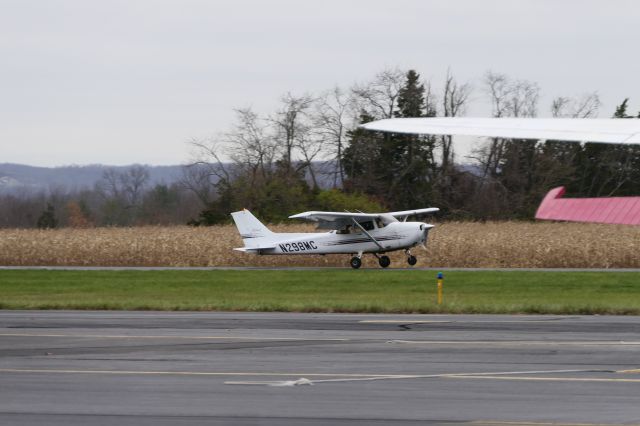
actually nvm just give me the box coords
[230,209,275,248]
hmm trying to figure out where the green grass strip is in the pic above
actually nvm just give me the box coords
[1,270,640,314]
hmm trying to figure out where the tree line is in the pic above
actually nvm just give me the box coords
[0,166,202,228]
[2,67,639,228]
[188,67,640,223]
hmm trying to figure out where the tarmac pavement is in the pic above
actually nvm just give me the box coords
[1,311,639,425]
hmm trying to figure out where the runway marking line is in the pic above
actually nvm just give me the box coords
[359,319,573,324]
[449,376,640,384]
[3,367,634,386]
[0,368,397,378]
[0,333,348,342]
[0,368,601,380]
[472,421,636,426]
[617,368,640,374]
[223,369,617,386]
[4,333,636,348]
[358,320,452,324]
[390,340,640,346]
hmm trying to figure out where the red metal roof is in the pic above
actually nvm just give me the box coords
[535,187,640,225]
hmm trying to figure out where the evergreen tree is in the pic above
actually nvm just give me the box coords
[342,70,437,209]
[571,98,640,196]
[36,203,58,229]
[614,98,631,118]
[384,70,436,209]
[396,70,425,117]
[342,112,385,197]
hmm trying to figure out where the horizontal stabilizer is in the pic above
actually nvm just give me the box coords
[234,246,276,253]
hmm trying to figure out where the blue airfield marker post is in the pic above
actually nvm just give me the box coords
[437,272,444,305]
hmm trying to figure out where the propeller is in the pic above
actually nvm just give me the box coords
[419,223,433,250]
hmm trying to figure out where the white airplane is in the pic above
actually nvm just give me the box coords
[231,208,438,269]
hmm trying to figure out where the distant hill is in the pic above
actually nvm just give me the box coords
[0,164,184,194]
[0,162,342,195]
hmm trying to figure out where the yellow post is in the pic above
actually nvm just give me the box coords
[437,272,443,305]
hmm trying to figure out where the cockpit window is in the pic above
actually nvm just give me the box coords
[358,220,375,231]
[336,226,350,234]
[337,220,379,234]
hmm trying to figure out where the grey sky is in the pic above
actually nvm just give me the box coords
[1,0,638,166]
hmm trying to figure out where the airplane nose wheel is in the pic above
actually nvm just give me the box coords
[407,255,417,266]
[378,255,391,268]
[350,256,362,269]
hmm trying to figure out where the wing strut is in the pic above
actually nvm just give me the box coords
[351,218,384,250]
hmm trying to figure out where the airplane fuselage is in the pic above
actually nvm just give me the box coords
[231,208,436,268]
[256,221,428,255]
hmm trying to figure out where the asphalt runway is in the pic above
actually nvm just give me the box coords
[1,311,640,425]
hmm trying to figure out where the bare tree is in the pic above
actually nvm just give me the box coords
[484,70,540,118]
[474,71,512,180]
[473,71,541,178]
[269,92,315,174]
[94,166,149,225]
[120,165,149,207]
[351,67,406,119]
[296,134,324,189]
[442,69,472,118]
[440,68,472,171]
[574,92,601,118]
[484,70,511,118]
[184,96,320,204]
[551,96,571,118]
[189,107,279,190]
[180,132,235,213]
[180,163,218,206]
[508,79,539,118]
[314,86,354,187]
[96,168,121,200]
[226,107,277,181]
[551,92,601,118]
[96,166,149,207]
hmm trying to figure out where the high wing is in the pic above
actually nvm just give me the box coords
[388,208,440,221]
[289,211,381,230]
[361,117,640,144]
[289,209,439,229]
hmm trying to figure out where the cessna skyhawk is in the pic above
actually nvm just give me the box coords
[231,208,438,269]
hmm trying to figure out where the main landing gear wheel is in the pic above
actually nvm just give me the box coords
[378,255,391,268]
[350,256,362,269]
[407,255,417,266]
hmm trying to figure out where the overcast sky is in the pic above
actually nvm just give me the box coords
[1,0,639,166]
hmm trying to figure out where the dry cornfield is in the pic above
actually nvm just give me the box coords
[0,222,639,268]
